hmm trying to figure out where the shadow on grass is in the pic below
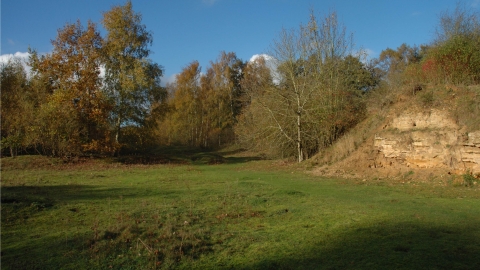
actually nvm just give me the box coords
[3,227,158,270]
[216,147,248,156]
[1,147,265,167]
[3,220,479,269]
[115,146,264,166]
[2,232,95,270]
[242,221,480,270]
[114,154,189,165]
[1,184,190,269]
[225,156,263,164]
[0,184,174,208]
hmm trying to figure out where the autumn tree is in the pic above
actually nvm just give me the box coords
[102,1,164,145]
[28,20,113,156]
[168,61,203,146]
[201,52,246,147]
[155,62,201,147]
[157,52,246,149]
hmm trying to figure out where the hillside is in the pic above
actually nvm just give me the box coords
[312,84,480,183]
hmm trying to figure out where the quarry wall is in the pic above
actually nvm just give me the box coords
[373,109,480,174]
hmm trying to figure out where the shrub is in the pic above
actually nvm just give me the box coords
[463,171,477,187]
[419,91,435,107]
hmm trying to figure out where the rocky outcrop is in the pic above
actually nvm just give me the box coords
[373,109,480,174]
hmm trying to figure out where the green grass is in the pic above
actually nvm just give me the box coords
[1,155,480,269]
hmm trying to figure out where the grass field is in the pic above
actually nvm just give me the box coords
[1,153,480,269]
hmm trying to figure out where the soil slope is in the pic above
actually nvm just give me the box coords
[313,86,480,182]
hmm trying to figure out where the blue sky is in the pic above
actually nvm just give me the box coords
[2,0,479,83]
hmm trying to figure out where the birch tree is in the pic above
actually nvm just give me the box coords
[0,58,31,157]
[102,1,164,144]
[238,11,370,162]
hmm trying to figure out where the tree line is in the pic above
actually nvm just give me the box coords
[2,2,479,162]
[2,1,165,157]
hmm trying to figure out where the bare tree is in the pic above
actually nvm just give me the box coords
[238,10,369,162]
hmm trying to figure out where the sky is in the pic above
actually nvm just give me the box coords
[2,0,479,84]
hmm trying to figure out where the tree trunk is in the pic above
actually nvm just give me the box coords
[113,116,122,157]
[115,116,121,144]
[297,113,303,163]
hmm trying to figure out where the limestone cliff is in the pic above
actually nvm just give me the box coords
[372,109,479,174]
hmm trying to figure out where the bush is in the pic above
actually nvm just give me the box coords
[427,4,480,85]
[463,172,477,187]
[432,35,480,84]
[419,90,435,107]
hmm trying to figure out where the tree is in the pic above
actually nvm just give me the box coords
[28,20,113,156]
[158,52,246,149]
[236,56,279,155]
[434,3,480,44]
[102,1,164,145]
[425,3,480,84]
[237,11,371,162]
[375,44,427,85]
[340,55,378,92]
[173,61,203,146]
[202,52,246,147]
[0,57,31,157]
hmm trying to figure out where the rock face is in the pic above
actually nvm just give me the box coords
[373,109,480,174]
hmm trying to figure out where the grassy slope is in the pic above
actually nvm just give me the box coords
[1,155,480,269]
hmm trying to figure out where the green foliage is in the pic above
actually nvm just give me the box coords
[0,58,38,156]
[0,136,21,156]
[463,171,478,187]
[341,55,379,92]
[426,34,480,84]
[422,3,480,85]
[101,1,165,146]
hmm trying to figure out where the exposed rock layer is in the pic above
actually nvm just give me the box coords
[373,109,480,174]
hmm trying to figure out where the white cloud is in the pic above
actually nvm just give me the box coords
[160,73,178,86]
[0,51,30,63]
[364,48,375,58]
[0,52,32,74]
[7,39,15,46]
[249,54,281,84]
[1,52,107,79]
[249,53,274,63]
